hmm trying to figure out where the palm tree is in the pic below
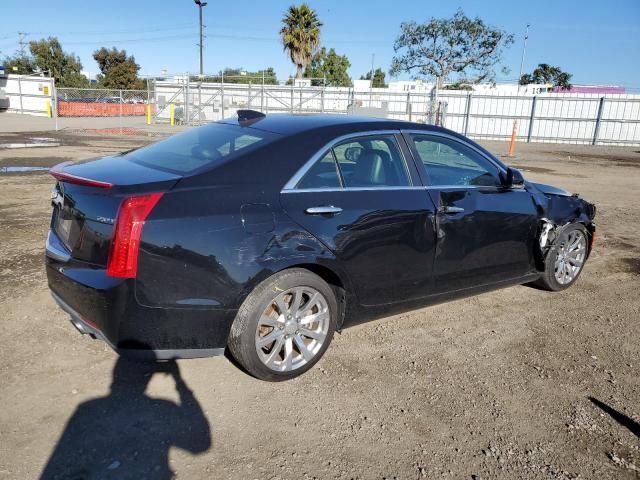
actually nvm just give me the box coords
[280,4,322,79]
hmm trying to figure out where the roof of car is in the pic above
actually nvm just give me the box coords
[219,112,438,136]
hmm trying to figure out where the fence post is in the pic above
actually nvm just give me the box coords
[185,76,190,125]
[197,81,202,125]
[463,93,472,135]
[527,96,537,143]
[118,89,123,134]
[220,72,225,119]
[17,76,24,114]
[146,78,152,125]
[248,82,252,109]
[261,71,265,112]
[290,80,294,113]
[349,88,354,114]
[321,85,325,113]
[52,80,59,131]
[592,97,605,146]
[406,92,412,121]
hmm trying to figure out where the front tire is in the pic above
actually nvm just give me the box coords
[228,269,337,381]
[534,223,588,291]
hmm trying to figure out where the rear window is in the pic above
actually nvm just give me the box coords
[124,123,278,174]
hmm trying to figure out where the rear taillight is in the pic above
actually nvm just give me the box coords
[106,193,164,278]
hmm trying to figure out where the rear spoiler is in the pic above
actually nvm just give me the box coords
[49,162,113,189]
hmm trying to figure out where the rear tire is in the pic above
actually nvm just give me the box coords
[228,268,337,381]
[533,223,588,291]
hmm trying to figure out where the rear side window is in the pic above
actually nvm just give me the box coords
[333,135,409,188]
[296,151,341,189]
[296,134,410,189]
[125,123,277,174]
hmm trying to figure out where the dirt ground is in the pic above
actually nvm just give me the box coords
[0,129,638,480]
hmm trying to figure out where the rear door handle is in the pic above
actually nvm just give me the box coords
[305,206,343,215]
[438,206,464,215]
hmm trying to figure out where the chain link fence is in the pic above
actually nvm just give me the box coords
[53,87,154,135]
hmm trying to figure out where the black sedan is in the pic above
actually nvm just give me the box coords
[46,111,596,381]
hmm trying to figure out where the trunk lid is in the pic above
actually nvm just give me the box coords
[50,156,180,266]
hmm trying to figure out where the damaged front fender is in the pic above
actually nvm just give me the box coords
[529,182,596,270]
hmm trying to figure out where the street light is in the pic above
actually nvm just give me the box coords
[517,23,530,93]
[194,0,207,77]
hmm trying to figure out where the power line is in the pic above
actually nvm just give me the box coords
[53,33,199,46]
[25,24,195,36]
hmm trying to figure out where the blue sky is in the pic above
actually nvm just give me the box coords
[1,0,639,87]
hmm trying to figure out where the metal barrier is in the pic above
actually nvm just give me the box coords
[152,80,446,126]
[150,80,640,145]
[1,75,55,117]
[4,74,639,145]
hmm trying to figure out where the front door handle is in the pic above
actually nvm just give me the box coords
[305,206,343,215]
[438,205,464,215]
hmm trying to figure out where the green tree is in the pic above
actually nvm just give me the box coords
[390,9,514,88]
[360,68,387,88]
[3,54,36,75]
[27,37,89,87]
[93,47,143,90]
[303,47,352,87]
[442,81,473,91]
[280,4,322,79]
[519,64,572,89]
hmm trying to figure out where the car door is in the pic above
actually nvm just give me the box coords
[402,131,538,294]
[280,131,437,307]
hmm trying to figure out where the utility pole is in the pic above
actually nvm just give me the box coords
[518,24,530,93]
[17,32,28,57]
[194,0,207,77]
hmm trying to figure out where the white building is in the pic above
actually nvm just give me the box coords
[387,79,551,95]
[388,79,435,93]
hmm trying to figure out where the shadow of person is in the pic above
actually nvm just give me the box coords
[588,396,640,438]
[40,355,211,480]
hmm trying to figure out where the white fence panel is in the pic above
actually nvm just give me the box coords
[4,75,639,146]
[1,75,54,116]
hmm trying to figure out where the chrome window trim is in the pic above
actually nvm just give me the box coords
[282,184,514,194]
[281,129,413,192]
[401,129,508,176]
[282,186,425,194]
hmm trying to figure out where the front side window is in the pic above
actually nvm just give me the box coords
[410,134,501,187]
[296,134,410,189]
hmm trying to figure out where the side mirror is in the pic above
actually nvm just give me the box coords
[502,167,525,189]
